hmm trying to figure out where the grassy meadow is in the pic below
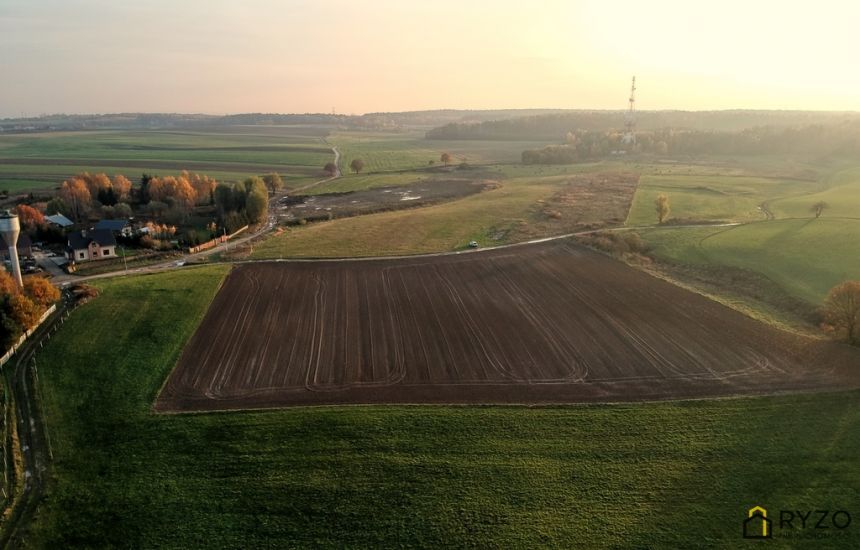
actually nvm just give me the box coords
[330,130,548,174]
[252,167,631,258]
[302,170,426,195]
[627,161,860,307]
[625,174,819,225]
[642,218,860,304]
[25,267,860,548]
[770,166,860,219]
[0,128,336,192]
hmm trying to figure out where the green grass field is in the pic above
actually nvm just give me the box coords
[625,174,820,225]
[0,128,335,191]
[643,218,860,304]
[633,161,860,307]
[771,166,860,219]
[331,131,552,173]
[25,267,860,548]
[302,171,427,195]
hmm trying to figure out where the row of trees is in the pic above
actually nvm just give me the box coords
[141,171,217,208]
[48,171,220,223]
[521,121,860,164]
[54,173,133,221]
[427,111,860,141]
[0,272,60,348]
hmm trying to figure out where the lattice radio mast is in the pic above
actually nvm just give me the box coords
[623,76,636,146]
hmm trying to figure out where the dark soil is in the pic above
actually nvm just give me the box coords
[156,240,860,412]
[275,179,496,223]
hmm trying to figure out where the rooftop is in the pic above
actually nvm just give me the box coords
[94,219,130,231]
[45,213,74,227]
[68,229,116,250]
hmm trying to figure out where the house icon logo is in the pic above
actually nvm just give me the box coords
[744,506,772,539]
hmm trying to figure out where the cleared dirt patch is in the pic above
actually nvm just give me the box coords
[156,241,860,412]
[502,172,639,242]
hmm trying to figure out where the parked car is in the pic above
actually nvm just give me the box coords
[468,240,479,249]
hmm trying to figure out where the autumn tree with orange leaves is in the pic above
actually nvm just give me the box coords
[148,176,196,209]
[112,174,133,201]
[0,273,60,348]
[24,277,60,308]
[0,271,16,296]
[14,204,45,229]
[183,171,217,204]
[59,178,92,221]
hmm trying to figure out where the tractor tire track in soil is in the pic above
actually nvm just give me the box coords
[155,240,860,412]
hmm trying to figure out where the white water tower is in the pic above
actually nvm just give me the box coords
[0,210,23,288]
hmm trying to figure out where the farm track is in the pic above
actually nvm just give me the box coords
[0,303,68,548]
[156,241,860,412]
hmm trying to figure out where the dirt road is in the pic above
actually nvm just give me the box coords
[0,303,68,547]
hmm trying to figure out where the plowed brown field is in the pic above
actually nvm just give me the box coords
[156,241,860,412]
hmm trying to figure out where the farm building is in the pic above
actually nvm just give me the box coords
[67,229,116,262]
[45,213,74,229]
[95,218,133,237]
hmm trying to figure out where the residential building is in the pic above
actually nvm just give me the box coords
[67,229,116,262]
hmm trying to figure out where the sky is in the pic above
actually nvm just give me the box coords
[1,0,859,117]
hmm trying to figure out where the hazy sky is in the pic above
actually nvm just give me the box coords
[2,0,859,117]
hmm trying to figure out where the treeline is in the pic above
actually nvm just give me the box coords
[49,170,217,224]
[1,110,572,134]
[521,122,860,164]
[6,109,860,135]
[42,170,274,243]
[427,111,860,140]
[0,272,59,348]
[141,171,217,208]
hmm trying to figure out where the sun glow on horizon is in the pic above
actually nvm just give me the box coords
[1,0,858,116]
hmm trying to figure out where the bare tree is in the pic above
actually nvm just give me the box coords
[440,152,452,166]
[323,162,338,177]
[810,201,829,219]
[823,281,860,345]
[655,193,670,224]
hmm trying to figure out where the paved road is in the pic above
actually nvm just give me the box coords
[52,221,742,284]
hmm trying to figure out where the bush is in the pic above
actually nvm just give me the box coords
[578,231,649,258]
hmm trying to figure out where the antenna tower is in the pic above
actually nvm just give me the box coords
[623,76,636,145]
